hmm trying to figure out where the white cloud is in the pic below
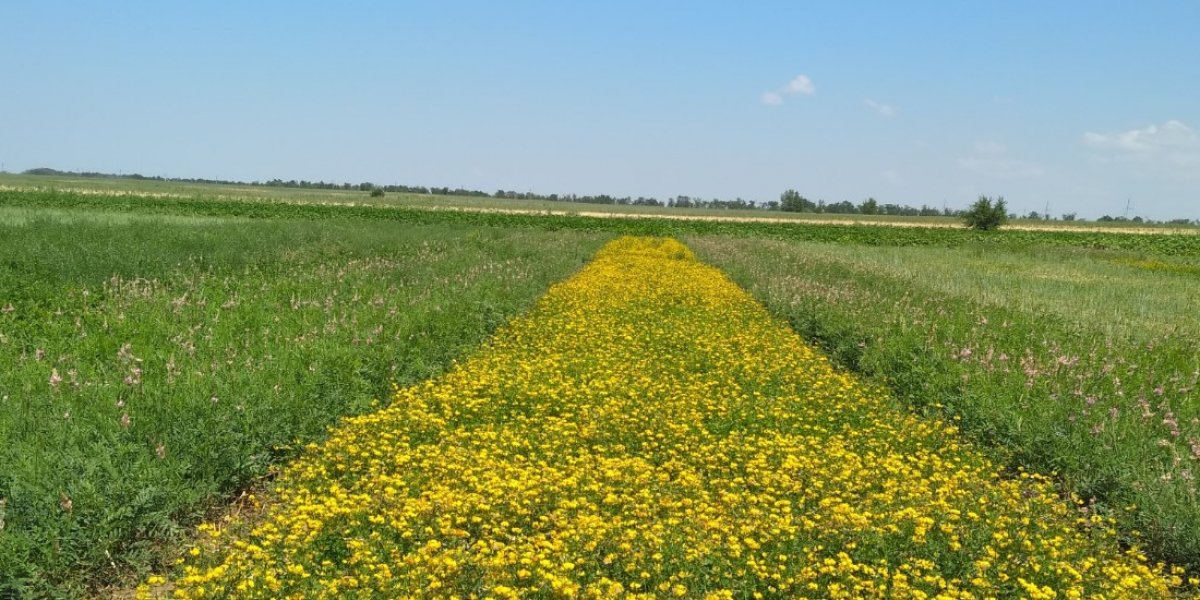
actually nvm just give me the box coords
[761,74,814,106]
[864,99,897,117]
[1082,120,1200,178]
[957,141,1042,178]
[1083,120,1198,153]
[784,75,815,96]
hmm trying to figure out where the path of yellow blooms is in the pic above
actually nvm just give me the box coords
[149,237,1184,598]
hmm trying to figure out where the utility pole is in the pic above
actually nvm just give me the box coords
[1124,198,1132,220]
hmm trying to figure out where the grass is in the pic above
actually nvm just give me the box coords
[0,209,607,597]
[0,206,251,227]
[4,185,1200,595]
[690,236,1200,570]
[151,238,1181,598]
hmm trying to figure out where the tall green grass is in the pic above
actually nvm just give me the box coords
[691,236,1200,570]
[0,210,606,597]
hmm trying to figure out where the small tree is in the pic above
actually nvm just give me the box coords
[963,195,1008,230]
[780,189,816,213]
[859,197,879,215]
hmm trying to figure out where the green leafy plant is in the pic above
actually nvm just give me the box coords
[963,195,1008,230]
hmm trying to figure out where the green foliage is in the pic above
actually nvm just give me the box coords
[859,197,879,215]
[0,211,606,597]
[693,236,1200,571]
[779,189,816,213]
[963,195,1008,230]
[369,187,385,198]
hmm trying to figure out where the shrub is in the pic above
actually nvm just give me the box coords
[963,195,1008,230]
[369,188,385,198]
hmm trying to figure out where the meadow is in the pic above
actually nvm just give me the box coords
[0,205,605,596]
[2,185,1200,597]
[148,238,1183,598]
[691,237,1200,568]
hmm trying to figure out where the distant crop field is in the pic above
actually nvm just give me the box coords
[3,173,1196,235]
[2,187,1200,597]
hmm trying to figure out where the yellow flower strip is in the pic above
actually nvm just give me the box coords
[156,237,1181,598]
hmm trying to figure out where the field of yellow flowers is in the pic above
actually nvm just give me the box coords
[148,237,1183,598]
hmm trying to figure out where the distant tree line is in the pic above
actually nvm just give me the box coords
[17,168,1198,225]
[779,189,955,217]
[778,188,1198,225]
[1094,214,1198,227]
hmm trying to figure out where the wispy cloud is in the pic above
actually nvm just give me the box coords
[761,74,815,106]
[1083,120,1200,179]
[957,140,1043,178]
[1083,121,1198,153]
[864,99,897,117]
[761,92,783,106]
[784,75,815,96]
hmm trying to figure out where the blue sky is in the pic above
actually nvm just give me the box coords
[2,1,1198,219]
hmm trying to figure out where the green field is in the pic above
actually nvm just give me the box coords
[0,204,606,596]
[691,237,1200,566]
[2,184,1200,597]
[152,237,1184,598]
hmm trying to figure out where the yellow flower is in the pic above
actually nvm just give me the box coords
[156,237,1181,598]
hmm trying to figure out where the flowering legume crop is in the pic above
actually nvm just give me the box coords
[150,237,1183,598]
